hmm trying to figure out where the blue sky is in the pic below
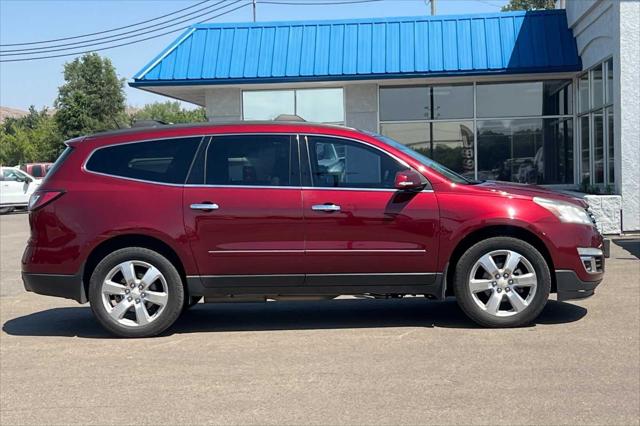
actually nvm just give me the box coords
[0,0,507,110]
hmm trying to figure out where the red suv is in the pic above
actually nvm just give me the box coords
[22,123,605,337]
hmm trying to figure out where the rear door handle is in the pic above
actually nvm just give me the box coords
[190,203,219,211]
[311,204,341,212]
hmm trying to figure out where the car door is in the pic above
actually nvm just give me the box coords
[301,135,440,289]
[183,134,305,290]
[1,169,28,205]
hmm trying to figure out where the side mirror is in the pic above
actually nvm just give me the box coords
[394,170,426,191]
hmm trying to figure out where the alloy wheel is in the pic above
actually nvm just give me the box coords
[468,250,538,317]
[100,260,169,327]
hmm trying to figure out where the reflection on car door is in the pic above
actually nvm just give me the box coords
[301,135,440,289]
[183,134,305,291]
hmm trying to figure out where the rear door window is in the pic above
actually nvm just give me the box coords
[86,137,202,184]
[204,135,298,186]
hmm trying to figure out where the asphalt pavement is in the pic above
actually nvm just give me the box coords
[1,212,639,425]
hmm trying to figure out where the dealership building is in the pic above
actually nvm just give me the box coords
[130,1,639,233]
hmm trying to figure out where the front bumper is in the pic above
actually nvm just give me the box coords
[555,270,601,302]
[22,272,87,303]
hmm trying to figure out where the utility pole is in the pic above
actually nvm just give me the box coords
[252,0,257,22]
[430,0,436,16]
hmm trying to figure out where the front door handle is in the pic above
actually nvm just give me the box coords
[190,203,219,211]
[311,204,341,212]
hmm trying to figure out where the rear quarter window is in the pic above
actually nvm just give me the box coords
[85,137,202,184]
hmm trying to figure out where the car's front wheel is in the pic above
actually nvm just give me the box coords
[89,247,184,338]
[453,237,551,328]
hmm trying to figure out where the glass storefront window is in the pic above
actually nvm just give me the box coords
[606,59,614,105]
[580,116,590,185]
[296,88,344,123]
[476,80,572,118]
[380,122,429,148]
[477,119,542,183]
[431,121,474,177]
[578,73,590,114]
[593,111,604,184]
[432,85,474,119]
[607,107,614,184]
[379,86,430,121]
[381,121,474,177]
[379,79,579,185]
[243,90,294,120]
[476,118,573,185]
[243,88,344,123]
[542,118,574,184]
[591,64,604,109]
[379,85,473,121]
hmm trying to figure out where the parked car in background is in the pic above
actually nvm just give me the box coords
[22,122,606,337]
[0,167,41,214]
[19,163,53,179]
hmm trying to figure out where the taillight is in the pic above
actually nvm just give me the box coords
[28,190,64,211]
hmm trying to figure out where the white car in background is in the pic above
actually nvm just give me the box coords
[0,167,42,214]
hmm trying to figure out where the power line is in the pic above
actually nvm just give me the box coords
[1,1,227,54]
[0,2,251,63]
[0,0,211,47]
[258,0,383,4]
[1,0,237,56]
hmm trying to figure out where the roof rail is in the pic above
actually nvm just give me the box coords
[274,114,305,122]
[131,119,169,128]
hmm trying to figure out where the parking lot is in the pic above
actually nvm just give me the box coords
[0,212,638,425]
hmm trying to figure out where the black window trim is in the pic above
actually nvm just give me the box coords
[301,133,432,191]
[83,135,206,187]
[82,132,430,192]
[195,133,301,188]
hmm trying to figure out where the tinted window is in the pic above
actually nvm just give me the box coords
[307,136,406,189]
[476,118,573,185]
[380,121,475,178]
[380,85,473,121]
[205,135,295,186]
[591,64,604,109]
[86,137,202,184]
[477,80,572,118]
[379,86,430,121]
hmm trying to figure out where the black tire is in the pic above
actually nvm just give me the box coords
[0,207,13,215]
[453,237,551,328]
[183,296,202,311]
[89,247,184,338]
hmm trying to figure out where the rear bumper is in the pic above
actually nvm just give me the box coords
[22,272,87,303]
[555,270,601,302]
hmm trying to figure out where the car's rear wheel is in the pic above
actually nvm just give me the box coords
[89,247,184,338]
[453,237,551,328]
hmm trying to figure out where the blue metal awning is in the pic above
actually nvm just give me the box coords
[131,10,580,87]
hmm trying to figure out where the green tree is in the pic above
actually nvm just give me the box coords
[502,0,555,11]
[0,106,63,165]
[54,53,126,138]
[130,101,207,124]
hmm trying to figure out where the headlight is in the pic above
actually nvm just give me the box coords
[533,197,593,225]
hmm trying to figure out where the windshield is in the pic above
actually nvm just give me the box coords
[366,131,472,184]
